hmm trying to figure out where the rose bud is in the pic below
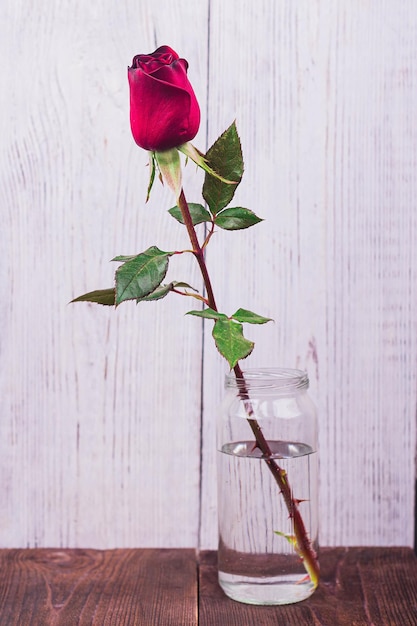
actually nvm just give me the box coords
[128,45,200,152]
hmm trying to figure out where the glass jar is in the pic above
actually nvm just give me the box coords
[216,368,319,605]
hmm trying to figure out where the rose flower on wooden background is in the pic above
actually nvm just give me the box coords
[73,45,320,592]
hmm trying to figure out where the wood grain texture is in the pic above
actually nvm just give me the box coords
[0,548,197,625]
[0,548,414,625]
[200,0,417,549]
[199,547,417,625]
[0,0,416,551]
[0,1,208,548]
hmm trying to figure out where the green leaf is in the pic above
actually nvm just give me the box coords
[172,282,199,292]
[138,281,199,302]
[168,203,212,225]
[212,318,254,368]
[138,282,174,302]
[202,122,244,215]
[231,308,273,324]
[186,308,227,320]
[215,207,263,230]
[112,254,138,262]
[71,288,116,306]
[115,246,171,305]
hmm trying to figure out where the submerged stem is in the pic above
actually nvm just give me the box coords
[177,188,319,586]
[233,361,319,586]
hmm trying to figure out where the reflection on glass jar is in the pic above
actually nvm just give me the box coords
[217,368,319,605]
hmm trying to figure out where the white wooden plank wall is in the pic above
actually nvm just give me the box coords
[0,1,416,550]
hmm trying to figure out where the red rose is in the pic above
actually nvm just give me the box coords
[128,46,200,152]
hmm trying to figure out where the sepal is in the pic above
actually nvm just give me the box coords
[178,142,236,185]
[154,148,182,200]
[146,153,157,202]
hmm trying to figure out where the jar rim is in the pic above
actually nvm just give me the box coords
[225,367,309,391]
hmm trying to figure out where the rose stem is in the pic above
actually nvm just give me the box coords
[178,190,218,310]
[177,188,319,584]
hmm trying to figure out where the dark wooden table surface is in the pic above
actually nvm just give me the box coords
[0,547,416,625]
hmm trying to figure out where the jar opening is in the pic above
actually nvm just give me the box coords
[225,368,309,391]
